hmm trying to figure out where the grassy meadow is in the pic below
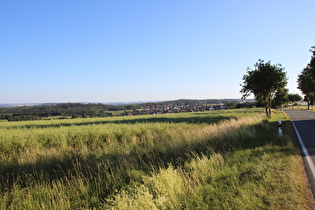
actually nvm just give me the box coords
[0,108,313,209]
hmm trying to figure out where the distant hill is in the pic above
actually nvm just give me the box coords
[0,103,43,108]
[0,99,256,121]
[0,103,117,121]
[106,101,163,106]
[164,99,245,105]
[0,99,252,108]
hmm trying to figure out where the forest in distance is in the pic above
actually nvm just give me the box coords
[0,99,256,122]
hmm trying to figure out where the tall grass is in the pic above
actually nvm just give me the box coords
[0,108,313,209]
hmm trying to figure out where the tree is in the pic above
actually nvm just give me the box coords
[287,93,302,108]
[297,69,315,109]
[240,59,287,117]
[297,47,315,109]
[272,88,289,109]
[309,47,315,77]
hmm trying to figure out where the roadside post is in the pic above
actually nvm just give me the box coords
[278,118,282,138]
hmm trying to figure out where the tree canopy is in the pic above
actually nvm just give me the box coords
[240,59,287,116]
[297,47,315,109]
[287,93,302,107]
[309,47,315,76]
[272,88,289,109]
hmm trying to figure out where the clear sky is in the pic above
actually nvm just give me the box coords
[1,0,314,103]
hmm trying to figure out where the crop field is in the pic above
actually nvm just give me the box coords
[0,108,313,209]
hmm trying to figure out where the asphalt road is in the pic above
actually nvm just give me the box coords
[284,109,315,196]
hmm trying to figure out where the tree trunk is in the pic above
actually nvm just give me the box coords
[265,106,271,117]
[307,101,310,110]
[265,101,272,117]
[265,106,269,117]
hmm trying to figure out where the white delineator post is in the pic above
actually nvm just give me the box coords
[278,118,282,138]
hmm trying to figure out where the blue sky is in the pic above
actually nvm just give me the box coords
[1,1,314,103]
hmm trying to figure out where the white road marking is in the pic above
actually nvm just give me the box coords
[291,121,315,180]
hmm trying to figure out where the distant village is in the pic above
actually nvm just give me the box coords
[124,103,226,116]
[0,99,248,121]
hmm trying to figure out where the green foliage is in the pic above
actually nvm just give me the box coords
[0,103,115,121]
[297,67,315,106]
[288,93,302,107]
[241,59,287,116]
[272,88,289,108]
[297,47,315,109]
[309,46,315,77]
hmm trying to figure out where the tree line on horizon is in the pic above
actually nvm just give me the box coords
[0,103,115,121]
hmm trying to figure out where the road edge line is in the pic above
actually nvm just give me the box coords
[291,120,315,180]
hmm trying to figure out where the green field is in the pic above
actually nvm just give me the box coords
[0,108,313,209]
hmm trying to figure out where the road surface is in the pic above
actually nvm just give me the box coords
[284,109,315,196]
